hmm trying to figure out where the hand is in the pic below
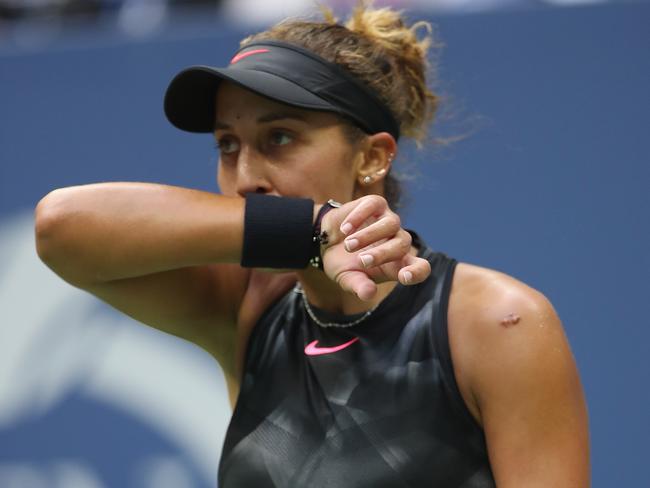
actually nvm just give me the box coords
[319,195,431,301]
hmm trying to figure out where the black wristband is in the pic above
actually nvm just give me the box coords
[309,199,342,270]
[241,193,314,269]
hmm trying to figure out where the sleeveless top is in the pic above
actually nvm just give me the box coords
[218,234,496,488]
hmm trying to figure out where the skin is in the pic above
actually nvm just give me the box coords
[214,82,427,311]
[215,83,590,486]
[35,81,590,487]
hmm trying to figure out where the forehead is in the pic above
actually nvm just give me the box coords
[214,81,340,127]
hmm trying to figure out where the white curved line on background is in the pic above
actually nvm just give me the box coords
[0,212,231,484]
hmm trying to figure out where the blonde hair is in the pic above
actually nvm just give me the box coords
[241,1,442,207]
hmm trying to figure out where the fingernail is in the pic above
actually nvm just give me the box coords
[360,254,374,268]
[340,223,353,235]
[345,238,358,252]
[403,271,413,284]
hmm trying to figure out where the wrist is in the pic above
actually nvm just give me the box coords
[309,199,342,270]
[313,203,323,225]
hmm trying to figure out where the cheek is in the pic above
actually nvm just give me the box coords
[322,152,358,196]
[269,168,305,196]
[301,161,356,201]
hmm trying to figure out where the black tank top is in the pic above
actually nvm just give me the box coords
[219,234,496,487]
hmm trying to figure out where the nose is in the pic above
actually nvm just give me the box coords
[235,146,273,198]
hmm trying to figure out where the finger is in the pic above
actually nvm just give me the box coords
[339,195,388,236]
[335,270,378,301]
[355,232,411,269]
[397,255,431,286]
[365,252,429,285]
[343,213,402,253]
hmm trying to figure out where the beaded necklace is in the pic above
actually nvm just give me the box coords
[293,284,380,328]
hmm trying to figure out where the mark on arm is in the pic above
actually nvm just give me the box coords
[500,313,521,327]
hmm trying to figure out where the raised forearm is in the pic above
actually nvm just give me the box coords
[35,182,244,284]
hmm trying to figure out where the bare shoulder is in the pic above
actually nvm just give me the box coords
[449,262,549,330]
[448,262,590,486]
[447,263,541,423]
[447,262,566,423]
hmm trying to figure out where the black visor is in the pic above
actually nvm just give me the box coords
[164,40,400,140]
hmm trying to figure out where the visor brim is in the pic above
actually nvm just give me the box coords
[164,66,336,133]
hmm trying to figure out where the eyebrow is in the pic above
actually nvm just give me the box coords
[214,111,308,131]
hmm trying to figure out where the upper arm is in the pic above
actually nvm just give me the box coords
[463,274,590,487]
[82,263,249,368]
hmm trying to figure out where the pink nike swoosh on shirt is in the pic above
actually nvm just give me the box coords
[304,337,360,356]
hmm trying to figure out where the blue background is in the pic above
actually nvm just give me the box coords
[1,3,648,486]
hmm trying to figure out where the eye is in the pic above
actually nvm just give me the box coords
[216,136,240,155]
[269,130,293,146]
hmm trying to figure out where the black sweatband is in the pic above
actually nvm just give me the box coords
[241,193,314,269]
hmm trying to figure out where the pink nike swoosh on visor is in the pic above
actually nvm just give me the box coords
[304,337,360,356]
[230,49,269,64]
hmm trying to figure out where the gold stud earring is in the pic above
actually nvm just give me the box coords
[388,153,395,162]
[363,175,373,185]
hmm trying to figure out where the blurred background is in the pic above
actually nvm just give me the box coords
[1,0,648,487]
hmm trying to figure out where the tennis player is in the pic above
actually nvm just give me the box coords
[35,3,589,487]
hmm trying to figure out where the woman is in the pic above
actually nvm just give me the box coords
[34,3,589,487]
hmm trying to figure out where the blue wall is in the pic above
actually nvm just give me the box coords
[1,3,648,486]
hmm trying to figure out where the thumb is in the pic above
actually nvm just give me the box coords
[335,270,378,301]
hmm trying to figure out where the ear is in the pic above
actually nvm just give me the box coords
[355,132,397,188]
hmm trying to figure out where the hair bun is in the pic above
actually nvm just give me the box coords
[344,4,432,63]
[339,2,439,142]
